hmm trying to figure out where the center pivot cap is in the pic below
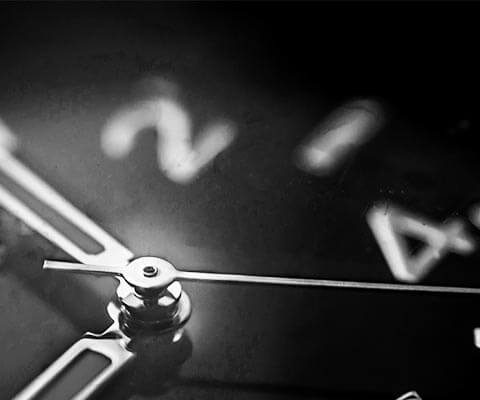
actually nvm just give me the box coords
[123,257,177,292]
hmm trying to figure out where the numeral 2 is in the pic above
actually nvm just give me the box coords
[101,96,236,184]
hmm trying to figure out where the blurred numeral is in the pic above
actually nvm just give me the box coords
[101,95,236,184]
[294,99,383,175]
[367,203,475,282]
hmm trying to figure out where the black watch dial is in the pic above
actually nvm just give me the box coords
[1,3,480,400]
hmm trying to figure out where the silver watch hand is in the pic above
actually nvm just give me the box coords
[0,126,137,400]
[13,303,134,400]
[43,260,125,276]
[38,248,478,400]
[20,259,191,400]
[44,260,480,295]
[175,270,480,295]
[0,131,133,267]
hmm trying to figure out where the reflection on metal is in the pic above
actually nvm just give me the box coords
[17,257,192,399]
[295,99,383,175]
[101,92,236,184]
[396,391,422,400]
[45,257,192,332]
[13,303,134,400]
[0,132,133,267]
[45,258,480,295]
[367,203,475,282]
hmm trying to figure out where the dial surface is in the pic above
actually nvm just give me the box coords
[1,3,480,399]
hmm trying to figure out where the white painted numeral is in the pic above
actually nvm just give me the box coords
[367,203,475,282]
[294,99,383,175]
[101,96,236,184]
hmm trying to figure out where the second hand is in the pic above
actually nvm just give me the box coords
[176,270,480,295]
[43,260,480,295]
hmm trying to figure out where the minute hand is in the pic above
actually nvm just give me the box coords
[0,141,133,267]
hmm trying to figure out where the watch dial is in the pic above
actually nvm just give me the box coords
[1,3,480,399]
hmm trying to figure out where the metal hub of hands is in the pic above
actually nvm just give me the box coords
[45,257,192,333]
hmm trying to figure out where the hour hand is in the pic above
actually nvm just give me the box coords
[0,123,133,267]
[13,303,135,400]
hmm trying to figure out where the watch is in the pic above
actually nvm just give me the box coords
[1,3,480,400]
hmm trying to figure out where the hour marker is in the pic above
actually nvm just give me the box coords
[367,203,476,282]
[295,99,383,175]
[101,90,236,184]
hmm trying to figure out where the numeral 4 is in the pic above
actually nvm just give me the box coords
[367,203,476,282]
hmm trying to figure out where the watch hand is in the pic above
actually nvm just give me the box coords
[40,252,476,400]
[175,270,480,295]
[43,260,125,276]
[20,259,191,400]
[0,139,133,267]
[44,259,480,295]
[13,303,134,400]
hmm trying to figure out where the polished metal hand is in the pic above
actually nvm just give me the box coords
[13,303,134,400]
[37,257,479,400]
[45,259,480,295]
[0,134,133,267]
[0,126,136,400]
